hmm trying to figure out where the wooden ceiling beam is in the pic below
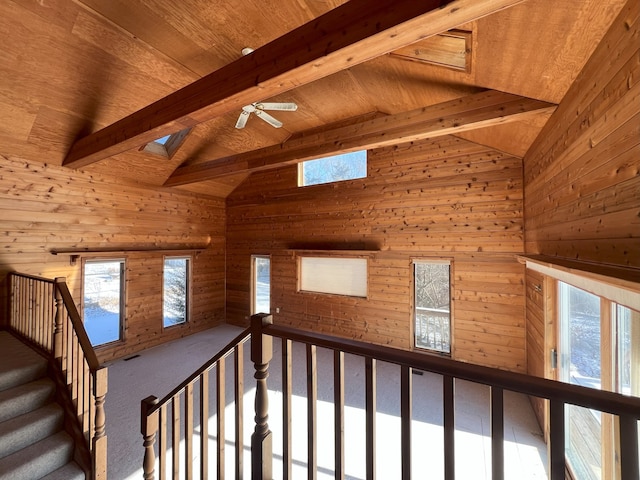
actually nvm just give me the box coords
[63,0,527,169]
[164,90,556,186]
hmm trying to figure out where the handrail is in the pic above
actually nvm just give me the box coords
[54,278,101,370]
[141,326,252,480]
[264,323,640,418]
[140,315,639,480]
[9,272,56,283]
[150,327,250,413]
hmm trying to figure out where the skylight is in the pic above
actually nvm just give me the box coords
[154,135,172,146]
[298,150,367,187]
[141,128,191,158]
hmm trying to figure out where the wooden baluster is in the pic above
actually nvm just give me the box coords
[443,375,455,480]
[548,399,565,480]
[282,339,293,480]
[491,387,504,480]
[141,396,159,480]
[217,359,226,480]
[201,372,209,480]
[401,365,412,480]
[307,344,317,480]
[185,383,194,480]
[251,313,273,480]
[159,404,167,480]
[334,351,345,480]
[365,357,376,480]
[619,414,639,480]
[173,396,181,479]
[93,367,108,480]
[235,342,245,480]
[53,280,64,364]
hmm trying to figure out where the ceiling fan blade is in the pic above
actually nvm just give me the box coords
[235,111,250,129]
[258,102,298,111]
[254,110,283,128]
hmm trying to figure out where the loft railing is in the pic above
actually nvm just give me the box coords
[141,314,640,480]
[141,327,251,480]
[7,272,108,480]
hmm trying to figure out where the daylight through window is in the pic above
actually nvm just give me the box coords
[163,257,190,327]
[251,255,271,314]
[413,260,451,354]
[298,150,367,186]
[83,259,125,347]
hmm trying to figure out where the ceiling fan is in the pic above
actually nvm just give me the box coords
[234,102,298,129]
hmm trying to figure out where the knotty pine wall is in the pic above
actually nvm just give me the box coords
[227,135,527,373]
[523,0,639,268]
[0,154,226,362]
[522,0,639,422]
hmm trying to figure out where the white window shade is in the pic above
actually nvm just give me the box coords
[299,257,368,297]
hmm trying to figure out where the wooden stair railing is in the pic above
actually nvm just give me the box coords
[141,313,640,480]
[7,272,108,480]
[141,326,252,480]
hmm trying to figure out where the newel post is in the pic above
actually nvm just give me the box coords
[251,313,273,480]
[141,396,159,480]
[92,367,108,480]
[53,278,65,363]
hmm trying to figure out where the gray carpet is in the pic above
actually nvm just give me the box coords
[0,331,85,480]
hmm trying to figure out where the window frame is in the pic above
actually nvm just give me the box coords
[297,254,369,298]
[411,258,453,355]
[81,257,126,348]
[162,255,191,329]
[297,150,367,187]
[251,255,271,315]
[524,256,640,480]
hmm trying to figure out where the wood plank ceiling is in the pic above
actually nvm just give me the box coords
[0,0,627,198]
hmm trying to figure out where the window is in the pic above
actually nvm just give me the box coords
[141,128,191,158]
[298,150,367,186]
[558,282,640,480]
[163,257,190,327]
[298,256,367,298]
[413,260,451,354]
[559,282,602,480]
[83,259,125,347]
[251,255,271,315]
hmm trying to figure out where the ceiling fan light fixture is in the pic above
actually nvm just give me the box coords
[234,101,298,129]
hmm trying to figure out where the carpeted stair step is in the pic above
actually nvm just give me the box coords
[40,460,86,480]
[0,378,56,423]
[0,403,64,459]
[0,332,48,393]
[0,430,75,480]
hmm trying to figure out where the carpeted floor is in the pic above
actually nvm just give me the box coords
[104,324,547,479]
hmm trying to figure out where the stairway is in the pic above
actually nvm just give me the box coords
[0,331,85,480]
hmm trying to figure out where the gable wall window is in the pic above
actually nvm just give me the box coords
[82,258,125,347]
[298,150,367,187]
[163,256,190,327]
[413,259,452,354]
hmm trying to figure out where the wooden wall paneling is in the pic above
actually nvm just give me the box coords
[525,268,546,429]
[226,135,527,371]
[523,0,640,267]
[0,154,226,362]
